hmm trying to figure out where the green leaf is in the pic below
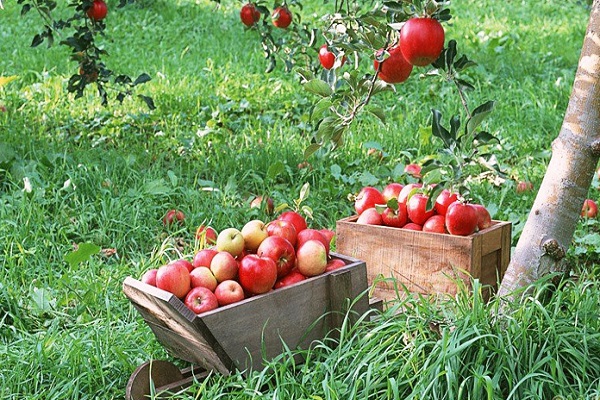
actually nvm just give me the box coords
[453,54,477,72]
[303,79,332,97]
[304,143,322,159]
[466,101,495,135]
[64,243,101,268]
[445,40,457,70]
[474,131,500,145]
[267,161,285,180]
[133,73,152,86]
[449,115,461,141]
[298,182,310,203]
[367,106,386,124]
[431,109,452,147]
[311,98,332,121]
[143,179,171,195]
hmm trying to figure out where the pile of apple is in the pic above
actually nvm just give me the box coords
[353,183,493,236]
[140,211,345,315]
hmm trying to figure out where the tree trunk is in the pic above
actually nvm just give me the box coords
[498,0,600,299]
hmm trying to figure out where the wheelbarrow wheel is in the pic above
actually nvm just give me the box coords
[126,360,184,400]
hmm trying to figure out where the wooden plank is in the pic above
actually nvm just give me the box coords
[123,277,232,375]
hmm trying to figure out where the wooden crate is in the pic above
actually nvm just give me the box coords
[122,253,369,376]
[336,216,511,301]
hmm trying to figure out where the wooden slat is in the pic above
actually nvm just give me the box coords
[123,277,232,375]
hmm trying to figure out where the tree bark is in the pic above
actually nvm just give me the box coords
[498,0,600,299]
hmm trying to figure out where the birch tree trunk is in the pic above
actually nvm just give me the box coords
[498,0,600,298]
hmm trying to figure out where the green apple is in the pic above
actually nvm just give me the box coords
[216,227,245,257]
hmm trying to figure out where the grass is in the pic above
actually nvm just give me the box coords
[1,0,599,399]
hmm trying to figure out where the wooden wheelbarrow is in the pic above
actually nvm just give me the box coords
[123,253,378,400]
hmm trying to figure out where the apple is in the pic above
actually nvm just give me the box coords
[581,198,598,218]
[422,215,447,234]
[168,258,193,273]
[382,183,404,202]
[516,181,534,194]
[140,268,158,286]
[397,183,423,204]
[238,254,278,295]
[266,219,298,247]
[404,163,422,179]
[163,209,185,226]
[434,189,459,216]
[274,269,307,289]
[356,207,383,225]
[296,228,330,255]
[189,266,218,291]
[250,195,274,214]
[257,235,296,278]
[472,204,493,230]
[403,222,423,231]
[325,258,346,272]
[278,211,307,234]
[381,203,409,228]
[354,186,386,215]
[407,193,435,226]
[296,239,328,277]
[216,227,245,257]
[210,251,239,282]
[241,219,269,252]
[184,286,219,314]
[192,248,218,268]
[195,225,218,244]
[214,280,245,306]
[319,229,336,249]
[156,263,191,299]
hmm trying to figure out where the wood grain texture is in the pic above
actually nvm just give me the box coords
[336,216,511,300]
[123,253,369,375]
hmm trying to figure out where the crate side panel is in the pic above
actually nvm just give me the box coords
[123,277,231,375]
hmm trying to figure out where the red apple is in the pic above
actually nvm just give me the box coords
[422,215,447,234]
[192,248,218,268]
[168,258,193,273]
[210,251,239,282]
[403,222,423,231]
[382,183,404,202]
[189,266,218,291]
[140,269,158,286]
[445,202,478,236]
[278,210,308,234]
[241,219,269,252]
[472,204,493,230]
[156,263,191,299]
[356,207,383,225]
[319,229,336,249]
[214,280,245,306]
[354,186,386,215]
[184,286,219,314]
[397,183,423,204]
[434,189,459,216]
[581,198,598,218]
[238,254,278,295]
[516,181,534,194]
[250,195,274,214]
[195,225,218,244]
[266,219,298,247]
[296,240,328,277]
[274,269,307,289]
[296,228,330,255]
[257,235,296,278]
[325,258,346,272]
[163,209,185,226]
[404,163,422,179]
[381,203,408,228]
[216,227,245,257]
[407,193,435,226]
